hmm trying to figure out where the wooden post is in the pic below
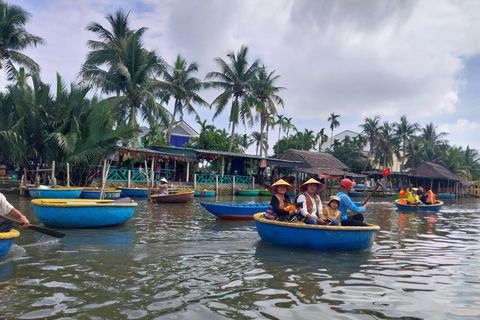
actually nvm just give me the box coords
[186,161,190,183]
[51,161,55,187]
[128,170,131,188]
[193,173,196,190]
[216,174,219,194]
[66,163,70,187]
[233,175,236,195]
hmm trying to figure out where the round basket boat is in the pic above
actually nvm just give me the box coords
[0,229,20,258]
[254,213,379,251]
[394,199,443,212]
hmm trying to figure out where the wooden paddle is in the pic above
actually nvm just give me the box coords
[363,181,384,205]
[0,214,66,238]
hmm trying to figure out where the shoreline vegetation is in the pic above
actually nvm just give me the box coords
[1,1,479,188]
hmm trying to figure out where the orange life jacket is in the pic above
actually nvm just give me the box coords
[296,192,320,221]
[427,190,436,204]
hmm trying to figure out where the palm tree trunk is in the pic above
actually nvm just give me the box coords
[228,122,236,152]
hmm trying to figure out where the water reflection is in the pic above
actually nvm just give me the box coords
[1,195,480,319]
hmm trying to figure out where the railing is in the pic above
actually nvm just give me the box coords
[195,173,253,185]
[96,169,253,185]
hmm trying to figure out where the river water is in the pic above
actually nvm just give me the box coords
[1,193,480,319]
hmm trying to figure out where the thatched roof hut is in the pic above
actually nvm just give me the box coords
[276,149,352,176]
[409,162,467,195]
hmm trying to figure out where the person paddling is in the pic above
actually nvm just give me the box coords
[0,192,30,232]
[336,179,369,226]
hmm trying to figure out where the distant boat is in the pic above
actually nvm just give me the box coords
[237,190,260,196]
[201,202,270,219]
[29,187,83,199]
[436,194,455,199]
[348,191,363,197]
[254,213,380,251]
[32,198,137,228]
[194,189,216,197]
[394,199,443,212]
[117,187,159,197]
[0,229,20,258]
[151,190,195,203]
[258,189,272,196]
[81,188,121,200]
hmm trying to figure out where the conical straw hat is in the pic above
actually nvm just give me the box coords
[300,178,326,193]
[268,179,295,195]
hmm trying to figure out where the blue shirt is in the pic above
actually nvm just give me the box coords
[336,191,367,221]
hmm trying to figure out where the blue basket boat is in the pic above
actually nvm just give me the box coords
[81,188,121,200]
[0,229,20,258]
[201,202,270,219]
[237,190,260,196]
[394,199,443,212]
[253,213,380,251]
[194,189,216,197]
[29,187,83,199]
[117,187,160,197]
[32,198,138,228]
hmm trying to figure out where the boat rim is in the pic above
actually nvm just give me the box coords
[394,199,444,207]
[31,199,138,207]
[253,213,380,231]
[0,229,20,239]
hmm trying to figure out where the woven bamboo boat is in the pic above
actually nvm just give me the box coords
[29,187,83,199]
[254,213,380,251]
[201,202,270,219]
[151,190,195,203]
[0,229,20,258]
[394,199,443,212]
[32,198,137,228]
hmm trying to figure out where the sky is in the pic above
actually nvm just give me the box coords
[7,0,480,156]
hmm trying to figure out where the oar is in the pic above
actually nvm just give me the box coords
[0,214,66,238]
[363,181,384,205]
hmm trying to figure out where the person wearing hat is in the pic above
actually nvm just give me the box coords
[336,178,369,226]
[264,179,297,221]
[296,178,329,225]
[155,177,169,195]
[322,195,341,226]
[406,183,422,205]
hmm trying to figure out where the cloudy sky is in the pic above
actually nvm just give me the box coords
[9,0,480,155]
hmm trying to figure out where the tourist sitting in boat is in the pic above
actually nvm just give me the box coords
[0,192,30,232]
[336,179,369,226]
[296,178,331,225]
[264,179,296,222]
[406,183,422,205]
[424,187,436,204]
[322,195,341,226]
[155,178,169,195]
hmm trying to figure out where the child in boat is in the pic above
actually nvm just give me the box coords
[264,179,297,221]
[155,178,169,195]
[322,195,341,226]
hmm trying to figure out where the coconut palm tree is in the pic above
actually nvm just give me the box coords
[80,9,168,133]
[394,115,419,173]
[359,116,381,172]
[328,112,340,147]
[0,1,45,82]
[206,45,260,152]
[316,128,328,152]
[404,137,427,170]
[374,122,400,170]
[160,54,209,144]
[252,66,285,157]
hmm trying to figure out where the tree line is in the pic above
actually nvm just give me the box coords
[1,1,478,185]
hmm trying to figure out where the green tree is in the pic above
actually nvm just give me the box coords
[206,45,260,152]
[160,54,209,144]
[252,66,285,157]
[316,128,328,152]
[374,122,400,170]
[394,115,419,173]
[359,116,381,172]
[80,9,168,133]
[0,1,45,82]
[328,112,340,148]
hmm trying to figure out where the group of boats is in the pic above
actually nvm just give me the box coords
[0,185,446,259]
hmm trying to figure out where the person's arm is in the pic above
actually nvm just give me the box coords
[297,195,309,218]
[344,195,367,213]
[9,208,30,228]
[271,196,291,217]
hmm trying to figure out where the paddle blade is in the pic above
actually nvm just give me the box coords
[28,225,66,238]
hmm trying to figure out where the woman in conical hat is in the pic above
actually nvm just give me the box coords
[297,178,328,225]
[264,179,297,221]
